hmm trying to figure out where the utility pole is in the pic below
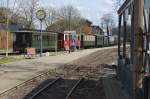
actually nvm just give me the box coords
[133,0,144,98]
[6,0,9,57]
[68,10,71,31]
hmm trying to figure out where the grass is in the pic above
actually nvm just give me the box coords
[48,52,64,56]
[0,49,13,52]
[0,57,22,64]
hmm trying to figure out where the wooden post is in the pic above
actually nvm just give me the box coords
[133,0,144,98]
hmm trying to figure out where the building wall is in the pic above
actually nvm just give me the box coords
[0,30,13,49]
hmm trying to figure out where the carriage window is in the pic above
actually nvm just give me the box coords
[37,35,40,40]
[22,34,26,43]
[34,35,40,40]
[33,35,36,40]
[65,35,69,41]
[13,34,16,41]
[84,36,87,41]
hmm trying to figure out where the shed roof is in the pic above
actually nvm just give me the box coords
[12,29,63,34]
[117,0,133,15]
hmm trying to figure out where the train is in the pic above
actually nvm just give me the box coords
[0,29,117,53]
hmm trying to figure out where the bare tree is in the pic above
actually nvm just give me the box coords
[44,7,60,28]
[0,0,20,56]
[0,0,21,25]
[18,0,39,29]
[47,5,84,32]
[58,5,81,30]
[113,0,124,11]
[101,13,115,44]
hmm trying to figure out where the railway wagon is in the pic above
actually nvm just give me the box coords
[103,36,109,46]
[12,29,82,52]
[109,36,118,46]
[1,29,113,53]
[95,35,104,47]
[13,30,59,52]
[81,34,95,48]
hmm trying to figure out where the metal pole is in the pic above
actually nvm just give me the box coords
[123,12,127,58]
[133,0,144,98]
[107,25,109,45]
[79,28,81,50]
[68,10,71,31]
[6,0,9,57]
[40,21,43,57]
[55,33,58,55]
[118,14,122,58]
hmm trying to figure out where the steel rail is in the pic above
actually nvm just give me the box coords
[65,78,84,99]
[29,77,61,99]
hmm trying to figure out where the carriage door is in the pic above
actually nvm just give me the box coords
[64,34,69,50]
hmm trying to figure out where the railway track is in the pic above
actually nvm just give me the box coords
[28,77,84,99]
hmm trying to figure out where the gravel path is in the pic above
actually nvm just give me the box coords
[71,48,117,66]
[24,47,118,99]
[0,46,117,93]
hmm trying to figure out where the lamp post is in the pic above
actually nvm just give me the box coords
[36,10,46,57]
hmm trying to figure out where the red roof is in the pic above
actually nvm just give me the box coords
[82,26,103,35]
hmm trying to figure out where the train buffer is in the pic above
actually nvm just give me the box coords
[24,48,37,59]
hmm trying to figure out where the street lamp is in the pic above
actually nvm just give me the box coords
[36,10,46,57]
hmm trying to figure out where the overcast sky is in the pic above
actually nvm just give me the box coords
[40,0,116,26]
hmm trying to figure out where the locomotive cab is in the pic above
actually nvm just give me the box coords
[63,31,80,51]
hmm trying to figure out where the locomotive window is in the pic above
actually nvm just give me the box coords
[65,35,70,41]
[78,35,80,41]
[70,35,72,41]
[65,35,66,41]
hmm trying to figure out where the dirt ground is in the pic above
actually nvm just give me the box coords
[71,48,117,66]
[24,48,118,99]
[0,46,118,94]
